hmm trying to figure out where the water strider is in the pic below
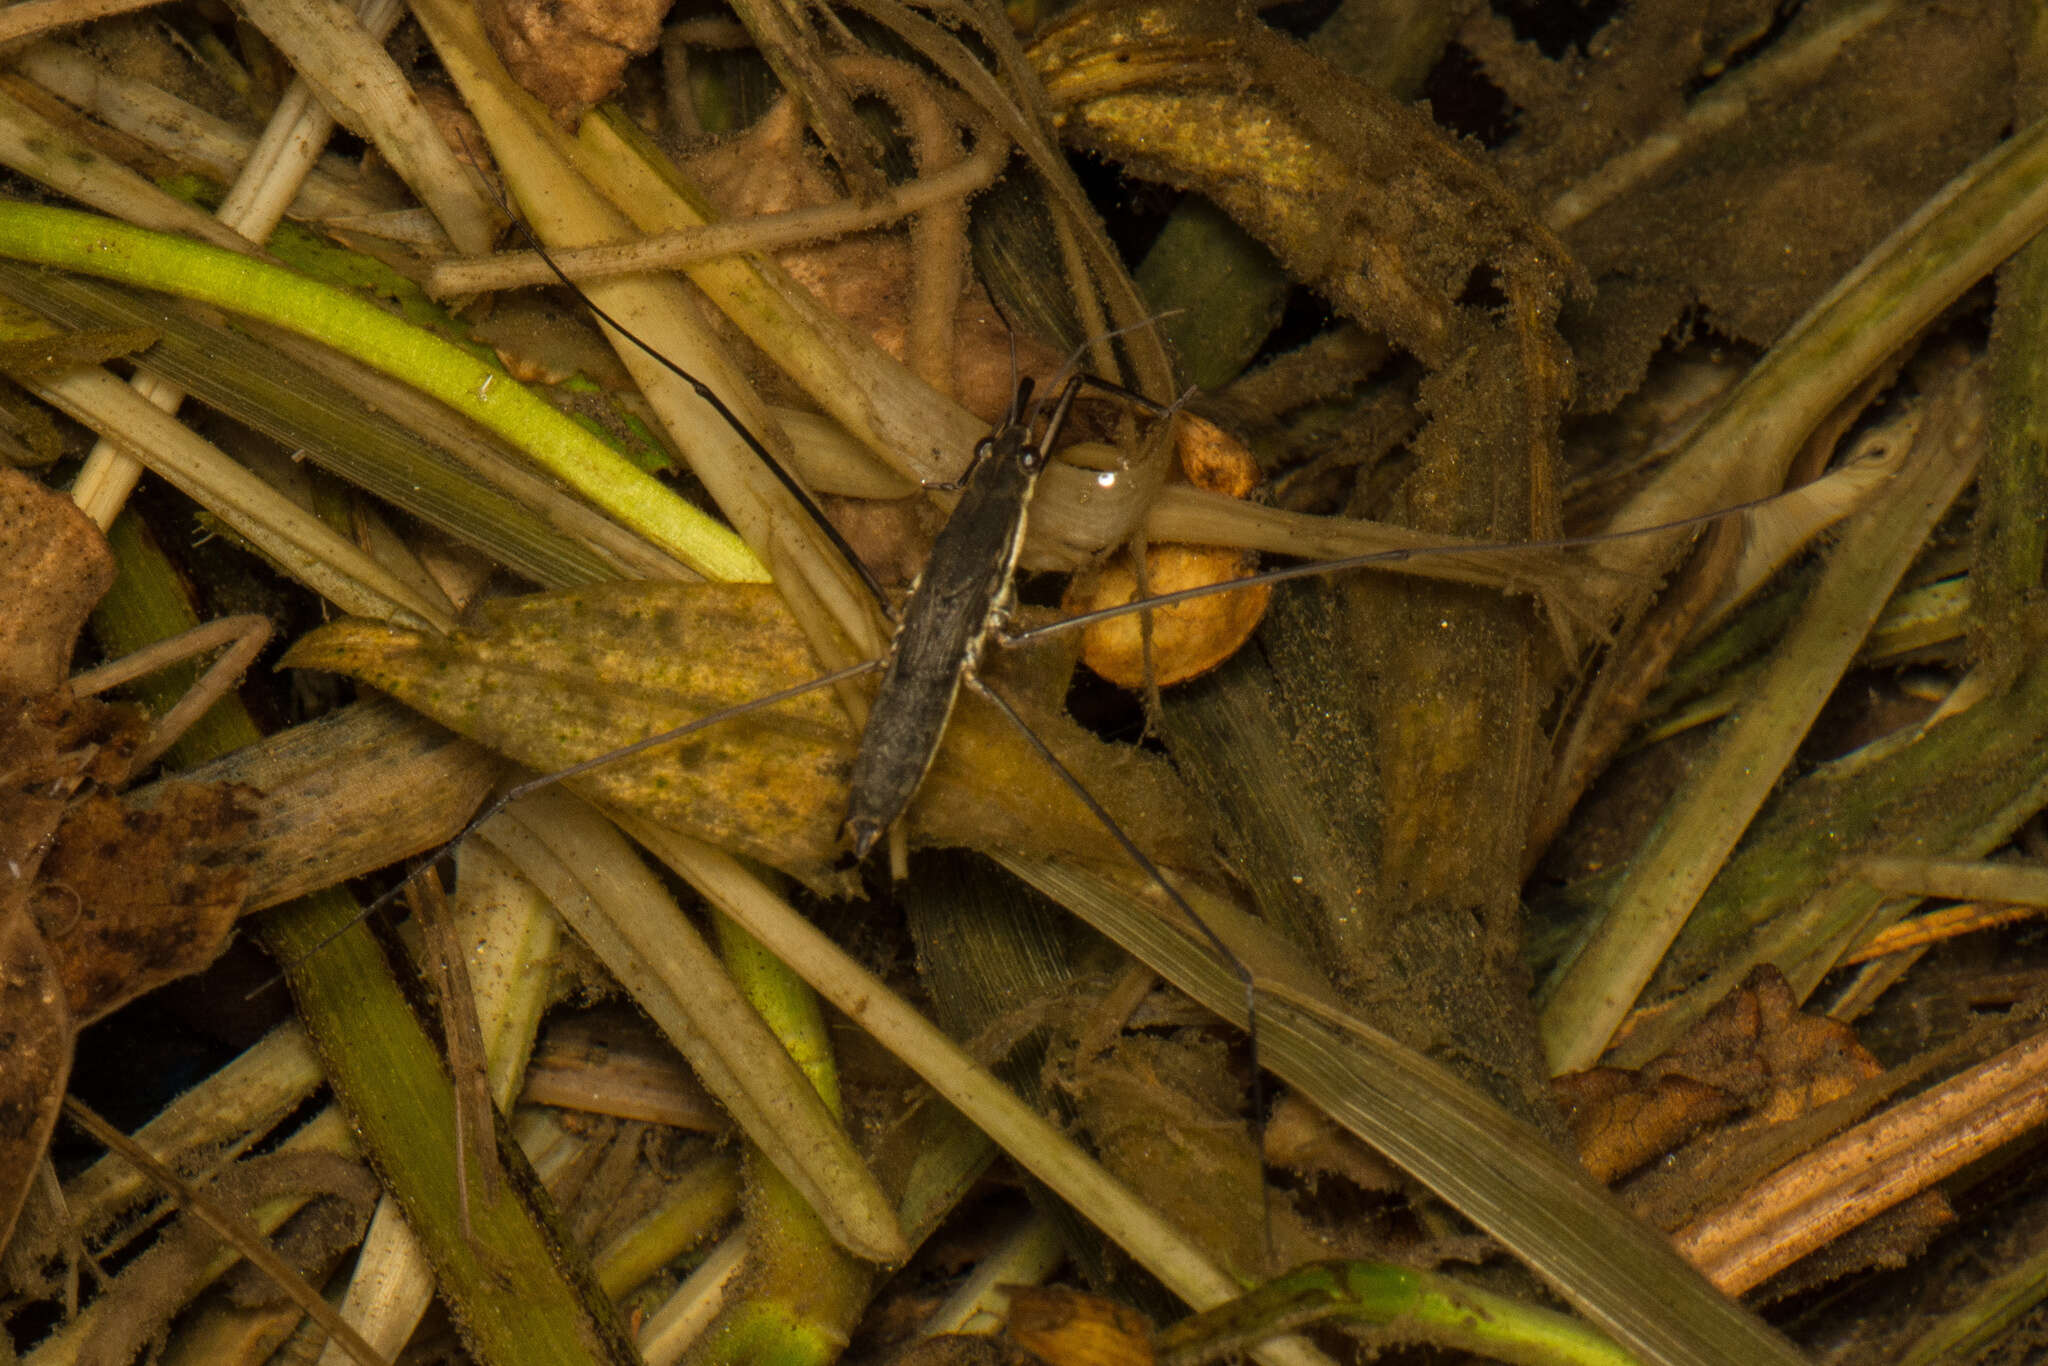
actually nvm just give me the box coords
[345,182,1272,997]
[841,370,1082,862]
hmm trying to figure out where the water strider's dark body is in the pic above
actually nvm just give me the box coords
[842,376,1077,857]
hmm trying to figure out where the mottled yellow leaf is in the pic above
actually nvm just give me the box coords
[285,581,1204,890]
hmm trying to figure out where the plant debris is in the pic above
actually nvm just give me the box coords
[7,2,2048,1365]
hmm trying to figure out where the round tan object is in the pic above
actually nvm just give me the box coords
[1063,412,1269,688]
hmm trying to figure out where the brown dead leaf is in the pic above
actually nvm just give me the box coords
[478,0,669,123]
[0,497,258,1254]
[1559,967,1868,1186]
[1558,968,1955,1293]
[0,689,254,1028]
[0,465,114,697]
[0,473,114,1252]
[1555,1064,1739,1187]
[1559,968,1916,1216]
[0,693,142,915]
[31,779,253,1027]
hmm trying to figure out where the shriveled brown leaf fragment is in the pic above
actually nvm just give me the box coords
[0,471,104,1249]
[1,689,254,1027]
[0,465,114,696]
[1560,967,1885,1192]
[1261,1093,1404,1196]
[686,70,1031,417]
[1559,965,1951,1290]
[32,779,253,1026]
[479,0,670,122]
[1555,1064,1740,1187]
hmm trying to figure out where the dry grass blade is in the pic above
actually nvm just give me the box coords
[476,790,908,1265]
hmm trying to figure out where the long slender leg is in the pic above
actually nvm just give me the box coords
[965,676,1253,1012]
[1004,488,1794,653]
[1046,369,1169,418]
[1032,371,1089,451]
[965,674,1272,1258]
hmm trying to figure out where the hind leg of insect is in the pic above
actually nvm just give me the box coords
[962,672,1281,1267]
